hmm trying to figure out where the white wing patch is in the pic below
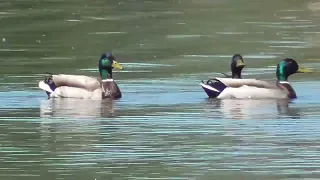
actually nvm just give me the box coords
[38,81,53,93]
[199,83,220,92]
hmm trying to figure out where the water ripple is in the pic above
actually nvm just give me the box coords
[1,0,320,179]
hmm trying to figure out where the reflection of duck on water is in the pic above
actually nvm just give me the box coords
[40,98,116,119]
[39,99,119,156]
[205,99,301,120]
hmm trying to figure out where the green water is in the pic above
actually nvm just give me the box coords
[1,0,320,179]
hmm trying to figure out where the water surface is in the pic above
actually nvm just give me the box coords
[1,0,320,179]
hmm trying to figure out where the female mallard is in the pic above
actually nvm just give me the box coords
[200,54,245,98]
[38,52,123,100]
[200,58,312,99]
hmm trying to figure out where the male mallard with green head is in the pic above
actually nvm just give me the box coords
[200,54,246,98]
[200,58,312,99]
[38,52,123,100]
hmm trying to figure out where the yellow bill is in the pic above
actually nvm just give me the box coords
[297,66,313,73]
[236,59,245,67]
[112,60,123,70]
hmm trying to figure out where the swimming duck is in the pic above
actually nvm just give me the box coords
[38,52,123,100]
[200,58,312,99]
[200,54,245,98]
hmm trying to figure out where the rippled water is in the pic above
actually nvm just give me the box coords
[1,0,320,179]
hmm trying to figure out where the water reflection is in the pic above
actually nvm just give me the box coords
[39,99,118,150]
[38,99,117,171]
[1,0,320,178]
[205,99,301,119]
[39,99,116,119]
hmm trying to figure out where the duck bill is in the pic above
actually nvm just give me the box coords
[297,66,312,73]
[112,60,123,70]
[236,59,245,68]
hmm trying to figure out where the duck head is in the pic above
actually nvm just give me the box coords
[98,52,123,79]
[231,54,245,78]
[276,58,312,81]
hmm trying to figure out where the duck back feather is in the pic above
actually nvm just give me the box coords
[215,78,278,89]
[52,86,103,100]
[52,74,101,92]
[217,85,288,99]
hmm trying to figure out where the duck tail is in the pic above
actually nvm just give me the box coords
[200,79,227,98]
[42,72,57,92]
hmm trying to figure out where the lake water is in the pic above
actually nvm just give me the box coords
[1,0,320,179]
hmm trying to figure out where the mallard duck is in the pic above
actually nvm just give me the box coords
[200,54,245,98]
[200,58,312,99]
[38,52,123,100]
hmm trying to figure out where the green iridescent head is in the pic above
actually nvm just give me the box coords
[98,52,123,79]
[276,58,312,81]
